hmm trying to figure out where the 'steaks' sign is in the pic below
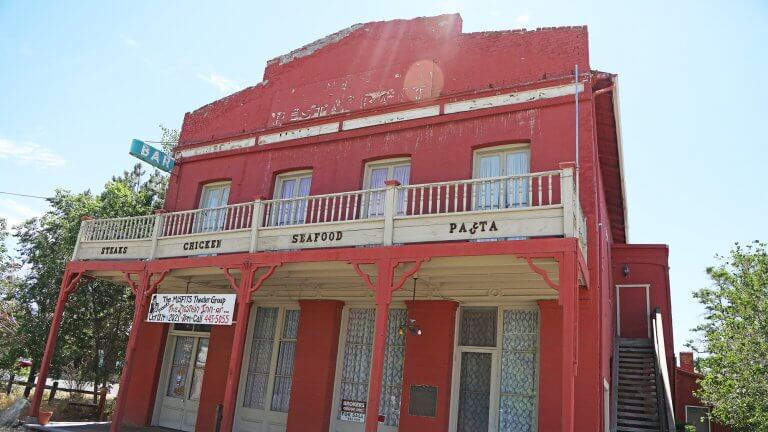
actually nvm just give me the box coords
[129,139,175,173]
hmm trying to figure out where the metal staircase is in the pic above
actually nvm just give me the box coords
[616,339,661,431]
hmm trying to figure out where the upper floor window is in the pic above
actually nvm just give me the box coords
[473,145,529,210]
[272,171,312,226]
[194,181,230,232]
[363,158,411,217]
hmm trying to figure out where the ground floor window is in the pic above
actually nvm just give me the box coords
[242,306,300,412]
[336,308,407,427]
[453,307,538,432]
[685,406,711,432]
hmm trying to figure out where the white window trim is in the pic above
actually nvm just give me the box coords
[685,405,711,432]
[273,170,313,199]
[362,157,411,189]
[472,144,530,179]
[448,304,540,432]
[198,181,231,209]
[234,302,300,430]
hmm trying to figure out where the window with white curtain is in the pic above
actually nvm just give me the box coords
[337,308,407,426]
[363,158,411,217]
[473,146,530,210]
[272,171,312,226]
[194,182,231,233]
[242,306,300,413]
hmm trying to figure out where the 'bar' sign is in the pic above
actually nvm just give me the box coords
[129,139,175,172]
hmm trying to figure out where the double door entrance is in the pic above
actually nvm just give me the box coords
[157,325,210,431]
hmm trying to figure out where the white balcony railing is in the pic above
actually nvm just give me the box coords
[72,167,587,261]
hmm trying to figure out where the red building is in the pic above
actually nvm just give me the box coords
[31,13,703,432]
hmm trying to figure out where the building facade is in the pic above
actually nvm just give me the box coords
[32,14,692,432]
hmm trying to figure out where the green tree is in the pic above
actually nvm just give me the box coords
[690,241,768,431]
[3,125,178,396]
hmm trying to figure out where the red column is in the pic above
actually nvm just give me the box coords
[219,271,255,432]
[364,260,395,432]
[121,321,168,426]
[30,271,83,418]
[560,252,578,432]
[195,324,236,432]
[537,300,563,431]
[398,300,458,432]
[111,271,151,432]
[286,300,345,432]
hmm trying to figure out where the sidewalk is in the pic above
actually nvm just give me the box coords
[25,423,173,432]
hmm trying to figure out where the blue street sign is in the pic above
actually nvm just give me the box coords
[129,139,175,173]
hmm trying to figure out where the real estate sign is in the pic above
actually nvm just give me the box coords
[129,139,175,173]
[147,294,236,325]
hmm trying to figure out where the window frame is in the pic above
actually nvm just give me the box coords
[198,181,231,209]
[237,303,301,415]
[362,157,411,190]
[685,405,711,432]
[471,144,530,179]
[272,170,313,226]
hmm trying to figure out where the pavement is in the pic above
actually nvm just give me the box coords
[24,423,174,432]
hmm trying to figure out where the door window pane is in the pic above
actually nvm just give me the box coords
[506,152,530,208]
[338,308,406,426]
[166,336,194,398]
[457,352,492,432]
[499,310,538,431]
[271,309,300,412]
[243,307,278,409]
[459,307,497,347]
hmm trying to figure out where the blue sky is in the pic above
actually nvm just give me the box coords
[1,0,766,354]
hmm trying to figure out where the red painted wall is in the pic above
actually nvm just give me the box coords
[122,322,167,426]
[611,245,676,390]
[285,300,344,432]
[399,300,458,432]
[195,324,234,432]
[538,300,563,431]
[674,366,730,432]
[177,15,588,145]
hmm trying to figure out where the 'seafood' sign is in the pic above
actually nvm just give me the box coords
[147,294,236,325]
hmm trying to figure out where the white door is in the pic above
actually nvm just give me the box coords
[235,305,300,432]
[194,182,231,233]
[330,307,407,432]
[157,328,210,431]
[449,307,539,432]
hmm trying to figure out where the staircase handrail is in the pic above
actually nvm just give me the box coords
[652,308,676,432]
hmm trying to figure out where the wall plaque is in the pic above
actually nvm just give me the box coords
[408,385,438,417]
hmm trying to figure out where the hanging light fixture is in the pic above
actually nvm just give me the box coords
[399,275,423,336]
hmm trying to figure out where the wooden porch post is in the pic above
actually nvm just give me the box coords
[352,258,424,432]
[560,252,578,432]
[110,270,168,432]
[30,271,83,418]
[219,262,278,432]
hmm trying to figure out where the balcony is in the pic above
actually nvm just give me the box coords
[72,167,587,261]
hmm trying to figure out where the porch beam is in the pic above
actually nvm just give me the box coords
[30,270,84,418]
[219,261,280,432]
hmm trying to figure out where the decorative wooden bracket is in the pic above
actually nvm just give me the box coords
[351,258,428,294]
[62,272,84,296]
[519,255,561,291]
[222,261,280,297]
[122,270,169,298]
